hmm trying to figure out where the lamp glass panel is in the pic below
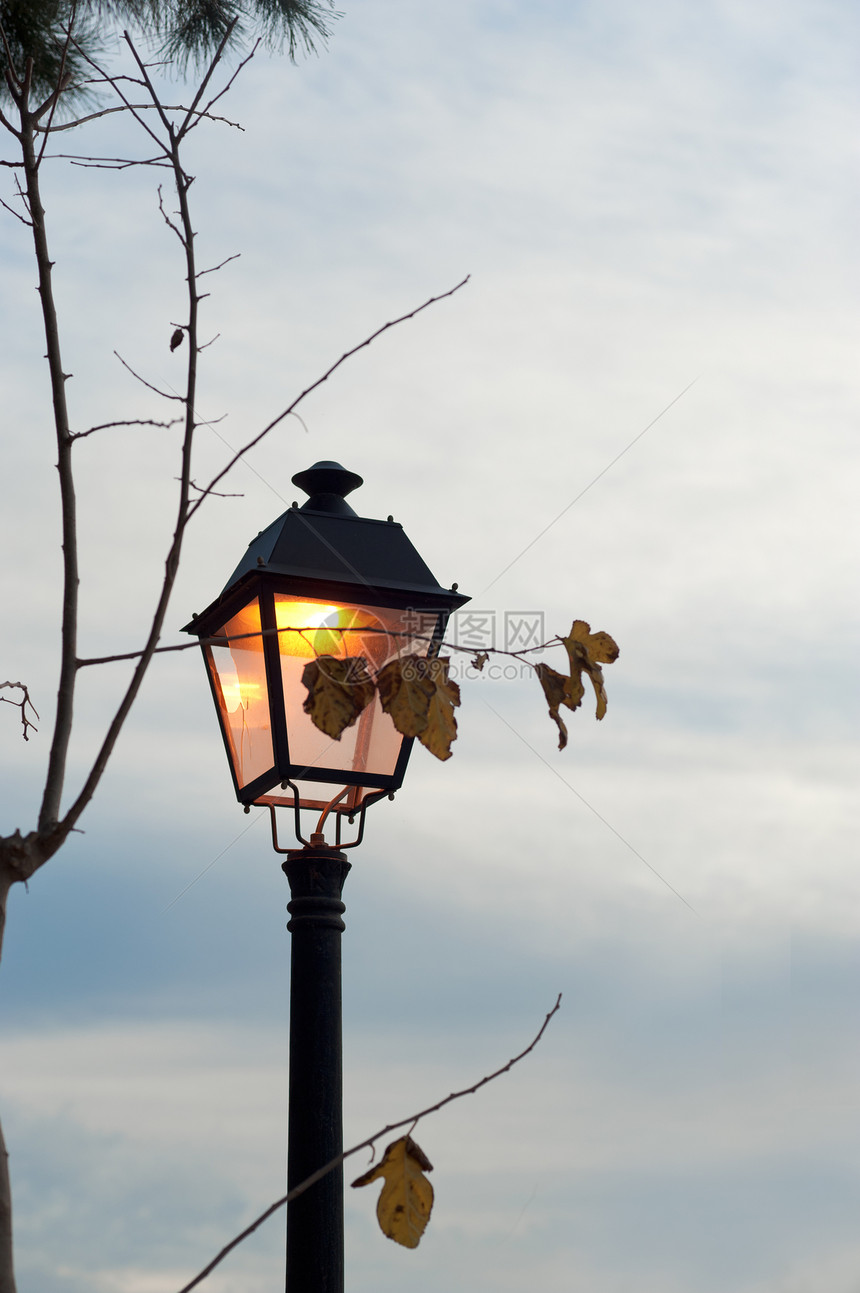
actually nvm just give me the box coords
[274,594,439,783]
[204,598,273,789]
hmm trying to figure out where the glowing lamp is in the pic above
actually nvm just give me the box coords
[184,461,469,833]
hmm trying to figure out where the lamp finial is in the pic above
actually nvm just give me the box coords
[291,461,364,514]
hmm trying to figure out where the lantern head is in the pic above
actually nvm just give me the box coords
[184,462,470,836]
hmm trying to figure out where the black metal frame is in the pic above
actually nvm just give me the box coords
[267,783,392,852]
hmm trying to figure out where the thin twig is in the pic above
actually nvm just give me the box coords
[0,98,20,135]
[113,351,185,400]
[12,173,30,217]
[76,624,554,668]
[78,71,147,88]
[70,417,182,441]
[0,20,22,111]
[0,683,40,741]
[83,64,171,85]
[197,253,240,278]
[156,182,185,244]
[185,479,243,499]
[176,995,562,1293]
[66,155,171,170]
[0,194,31,225]
[184,37,259,139]
[172,22,244,143]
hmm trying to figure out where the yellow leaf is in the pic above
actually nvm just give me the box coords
[536,621,619,743]
[376,656,461,760]
[301,655,375,739]
[561,620,620,721]
[567,620,620,665]
[351,1135,434,1249]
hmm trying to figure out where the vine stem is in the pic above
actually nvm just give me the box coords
[176,994,562,1293]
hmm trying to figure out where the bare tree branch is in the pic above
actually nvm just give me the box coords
[70,35,169,162]
[172,24,249,144]
[0,23,252,859]
[176,995,562,1293]
[7,60,81,835]
[189,276,471,519]
[54,25,242,844]
[33,2,76,164]
[35,104,243,134]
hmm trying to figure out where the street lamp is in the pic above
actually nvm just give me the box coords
[184,461,469,1292]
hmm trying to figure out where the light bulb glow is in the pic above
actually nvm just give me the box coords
[220,677,263,712]
[275,600,343,658]
[274,598,384,659]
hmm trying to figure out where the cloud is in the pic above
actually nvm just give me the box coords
[1,0,858,1288]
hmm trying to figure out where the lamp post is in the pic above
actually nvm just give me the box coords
[184,461,469,1292]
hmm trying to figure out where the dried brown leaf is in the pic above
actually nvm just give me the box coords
[420,659,460,760]
[536,620,619,743]
[376,655,432,738]
[535,662,574,750]
[351,1135,434,1249]
[376,656,461,760]
[301,655,375,739]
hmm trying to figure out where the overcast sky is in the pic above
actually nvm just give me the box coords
[1,0,859,1290]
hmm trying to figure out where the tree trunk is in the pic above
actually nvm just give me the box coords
[0,862,16,1292]
[0,1117,16,1293]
